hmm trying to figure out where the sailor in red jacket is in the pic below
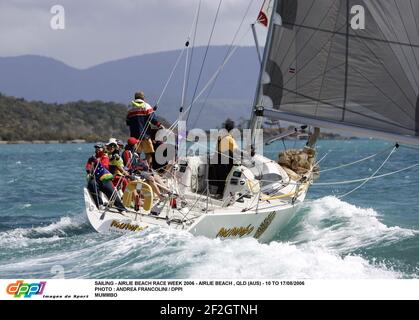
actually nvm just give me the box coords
[85,143,110,172]
[85,143,125,212]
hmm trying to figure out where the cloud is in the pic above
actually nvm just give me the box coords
[0,0,265,68]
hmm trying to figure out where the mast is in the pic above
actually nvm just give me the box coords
[249,0,280,143]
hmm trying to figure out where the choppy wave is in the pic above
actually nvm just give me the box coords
[0,215,92,248]
[1,196,415,279]
[0,228,400,279]
[293,196,417,252]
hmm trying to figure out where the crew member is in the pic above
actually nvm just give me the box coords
[211,119,239,197]
[126,91,162,166]
[85,143,126,212]
[106,140,129,192]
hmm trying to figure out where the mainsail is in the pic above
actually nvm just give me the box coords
[257,0,419,145]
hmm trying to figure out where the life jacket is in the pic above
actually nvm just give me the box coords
[109,153,124,175]
[123,149,148,172]
[122,149,133,167]
[86,154,110,172]
[127,99,154,118]
[131,100,147,108]
[126,99,160,139]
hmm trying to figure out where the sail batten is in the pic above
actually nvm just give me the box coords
[261,0,419,144]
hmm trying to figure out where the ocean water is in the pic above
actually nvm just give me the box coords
[0,140,418,279]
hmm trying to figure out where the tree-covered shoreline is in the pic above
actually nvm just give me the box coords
[0,93,170,142]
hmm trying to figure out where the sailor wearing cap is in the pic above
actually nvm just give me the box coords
[85,143,126,212]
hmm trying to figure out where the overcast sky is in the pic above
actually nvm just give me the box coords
[0,0,266,69]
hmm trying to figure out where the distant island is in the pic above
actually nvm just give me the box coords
[0,93,170,143]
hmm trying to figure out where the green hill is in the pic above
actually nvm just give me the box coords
[0,93,170,142]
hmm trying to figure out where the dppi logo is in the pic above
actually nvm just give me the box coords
[6,280,46,298]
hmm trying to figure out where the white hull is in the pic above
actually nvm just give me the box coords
[84,154,313,243]
[85,188,307,244]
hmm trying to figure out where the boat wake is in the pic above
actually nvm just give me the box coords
[0,197,417,279]
[292,196,417,253]
[0,215,92,248]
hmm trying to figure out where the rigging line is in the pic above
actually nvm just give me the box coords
[181,42,191,110]
[106,7,202,206]
[191,0,255,129]
[190,75,218,130]
[136,105,155,143]
[140,4,202,140]
[181,2,202,110]
[181,186,210,220]
[168,28,252,132]
[203,157,419,189]
[182,137,253,164]
[314,160,419,186]
[238,158,419,187]
[337,145,398,199]
[139,6,203,144]
[182,0,202,114]
[137,5,202,144]
[156,47,186,106]
[103,140,155,208]
[315,151,330,167]
[400,144,419,152]
[186,0,224,126]
[271,86,415,132]
[91,160,102,212]
[169,28,251,132]
[281,138,287,152]
[319,145,394,173]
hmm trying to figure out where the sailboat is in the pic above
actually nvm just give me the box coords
[84,0,419,243]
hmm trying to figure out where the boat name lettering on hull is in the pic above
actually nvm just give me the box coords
[110,220,148,232]
[254,212,276,239]
[216,224,255,238]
